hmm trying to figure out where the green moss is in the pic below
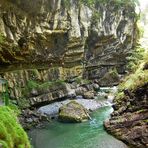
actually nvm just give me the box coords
[126,46,145,72]
[120,65,148,90]
[116,51,148,103]
[26,80,65,90]
[91,11,101,25]
[62,0,138,10]
[99,68,119,86]
[21,79,65,99]
[143,119,148,123]
[115,92,124,101]
[109,68,119,79]
[0,106,30,148]
[17,98,30,109]
[0,33,5,44]
[113,47,148,108]
[0,140,8,148]
[136,109,147,113]
[75,77,90,84]
[80,0,139,8]
[8,103,21,116]
[59,101,89,123]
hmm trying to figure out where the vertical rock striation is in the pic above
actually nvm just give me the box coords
[0,0,138,105]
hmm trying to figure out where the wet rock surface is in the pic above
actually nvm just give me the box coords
[16,81,100,108]
[0,0,138,106]
[19,108,50,130]
[104,83,148,148]
[58,101,90,123]
[20,85,116,129]
[38,98,111,118]
[82,91,95,99]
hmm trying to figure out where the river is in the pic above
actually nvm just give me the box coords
[28,106,127,148]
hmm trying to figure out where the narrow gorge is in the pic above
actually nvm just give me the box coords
[0,0,147,148]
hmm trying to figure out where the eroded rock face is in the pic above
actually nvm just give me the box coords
[83,91,95,99]
[58,100,90,122]
[2,69,99,108]
[0,0,138,105]
[0,0,137,68]
[104,83,148,148]
[98,69,120,86]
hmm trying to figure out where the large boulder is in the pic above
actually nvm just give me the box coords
[99,69,120,87]
[58,101,90,123]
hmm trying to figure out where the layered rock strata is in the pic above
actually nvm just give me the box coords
[0,0,138,105]
[105,83,148,148]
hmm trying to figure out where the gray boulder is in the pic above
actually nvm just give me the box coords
[58,101,90,123]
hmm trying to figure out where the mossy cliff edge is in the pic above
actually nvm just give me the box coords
[0,106,30,148]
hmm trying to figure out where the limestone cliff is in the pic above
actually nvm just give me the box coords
[0,0,138,106]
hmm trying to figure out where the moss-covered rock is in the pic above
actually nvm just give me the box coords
[0,106,30,148]
[58,101,90,123]
[99,68,120,86]
[83,91,95,99]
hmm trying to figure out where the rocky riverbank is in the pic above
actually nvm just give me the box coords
[38,97,112,119]
[104,59,148,148]
[105,84,148,148]
[19,82,116,129]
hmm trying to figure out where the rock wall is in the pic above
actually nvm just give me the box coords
[104,56,148,147]
[0,0,138,105]
[1,67,82,107]
[105,83,148,148]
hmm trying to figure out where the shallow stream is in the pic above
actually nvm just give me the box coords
[29,106,127,148]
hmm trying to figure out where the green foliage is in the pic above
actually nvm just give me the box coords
[115,92,124,102]
[62,0,71,8]
[62,0,139,9]
[113,0,139,7]
[120,51,148,90]
[126,46,145,72]
[108,68,119,79]
[75,77,91,84]
[120,67,148,90]
[8,103,21,116]
[138,21,144,38]
[80,0,95,6]
[0,34,4,44]
[0,140,8,148]
[22,79,65,98]
[27,80,40,89]
[1,80,10,106]
[26,79,65,90]
[91,11,101,24]
[80,0,139,7]
[116,50,148,104]
[17,97,30,109]
[0,106,30,148]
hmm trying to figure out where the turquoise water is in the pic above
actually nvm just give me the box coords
[29,106,127,148]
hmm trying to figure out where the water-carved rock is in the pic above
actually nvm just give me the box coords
[58,101,90,123]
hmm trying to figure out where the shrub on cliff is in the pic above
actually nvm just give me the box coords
[63,0,139,8]
[120,51,148,91]
[0,106,30,148]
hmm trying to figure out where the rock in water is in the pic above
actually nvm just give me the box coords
[58,101,90,123]
[83,91,95,99]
